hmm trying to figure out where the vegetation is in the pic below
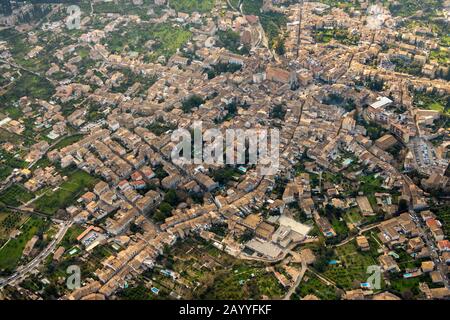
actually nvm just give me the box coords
[60,225,84,250]
[362,120,387,141]
[270,104,287,120]
[90,0,152,17]
[388,273,427,299]
[153,202,173,223]
[391,57,423,76]
[170,0,215,13]
[181,95,205,113]
[33,170,98,215]
[0,72,54,107]
[110,68,158,95]
[146,117,177,136]
[260,13,288,51]
[241,0,287,50]
[104,22,191,63]
[314,28,360,45]
[117,284,156,300]
[205,62,242,79]
[389,0,443,17]
[217,29,249,55]
[433,205,450,237]
[413,90,449,116]
[200,261,283,299]
[50,134,85,152]
[0,211,24,236]
[321,238,382,290]
[211,167,240,185]
[292,271,340,300]
[358,174,384,195]
[0,217,48,274]
[0,185,34,207]
[0,150,27,180]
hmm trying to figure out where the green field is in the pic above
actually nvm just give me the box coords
[430,47,450,66]
[104,22,191,63]
[60,225,84,250]
[32,170,98,215]
[321,238,382,290]
[434,205,450,237]
[358,174,384,195]
[314,28,360,46]
[0,211,26,239]
[414,91,449,116]
[0,216,47,273]
[389,0,442,17]
[170,0,215,13]
[0,185,34,207]
[292,271,340,300]
[0,149,27,180]
[199,262,284,299]
[343,208,363,226]
[150,237,284,300]
[388,274,427,299]
[50,134,85,152]
[0,72,54,108]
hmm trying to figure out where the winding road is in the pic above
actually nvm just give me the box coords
[0,220,72,289]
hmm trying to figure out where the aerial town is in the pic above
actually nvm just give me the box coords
[0,0,448,301]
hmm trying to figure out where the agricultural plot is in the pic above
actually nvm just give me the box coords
[170,0,215,13]
[0,185,34,207]
[103,22,192,63]
[150,237,284,300]
[292,271,340,300]
[322,238,382,290]
[0,211,27,240]
[0,216,48,273]
[32,170,98,215]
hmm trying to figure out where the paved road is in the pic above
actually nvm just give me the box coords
[408,209,449,289]
[333,221,383,248]
[0,220,72,289]
[283,260,307,300]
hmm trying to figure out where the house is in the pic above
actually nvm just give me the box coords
[314,213,336,238]
[94,181,109,196]
[421,261,435,273]
[53,246,65,262]
[195,173,218,192]
[379,254,400,272]
[437,240,450,252]
[407,237,424,252]
[266,66,298,88]
[375,134,397,151]
[426,218,445,241]
[81,192,97,203]
[430,271,444,284]
[356,196,374,216]
[240,214,262,231]
[161,174,182,189]
[438,252,450,266]
[141,166,155,179]
[356,235,370,251]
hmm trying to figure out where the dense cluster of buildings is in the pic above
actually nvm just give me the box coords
[0,0,448,300]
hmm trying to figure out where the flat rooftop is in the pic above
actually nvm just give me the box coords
[278,216,312,236]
